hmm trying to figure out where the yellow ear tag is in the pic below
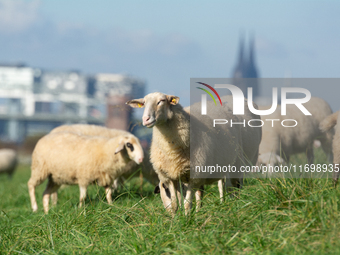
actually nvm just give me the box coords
[171,98,176,104]
[138,103,143,108]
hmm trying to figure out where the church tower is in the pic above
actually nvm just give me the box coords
[232,33,260,98]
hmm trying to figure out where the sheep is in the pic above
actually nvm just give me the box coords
[126,92,262,215]
[27,132,144,213]
[0,149,18,178]
[319,111,340,184]
[257,97,333,170]
[146,105,227,204]
[50,124,159,190]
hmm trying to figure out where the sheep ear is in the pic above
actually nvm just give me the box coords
[154,185,160,194]
[126,98,145,108]
[115,140,125,154]
[166,95,179,105]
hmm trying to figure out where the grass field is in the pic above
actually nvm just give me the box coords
[1,149,340,254]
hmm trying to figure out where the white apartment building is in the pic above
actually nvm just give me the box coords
[0,64,145,143]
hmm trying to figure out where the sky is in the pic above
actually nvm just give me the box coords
[0,0,339,107]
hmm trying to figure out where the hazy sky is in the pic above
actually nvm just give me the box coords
[0,0,339,107]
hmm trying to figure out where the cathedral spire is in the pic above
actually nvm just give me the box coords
[232,32,260,98]
[249,34,254,64]
[238,33,245,66]
[247,33,258,78]
[232,33,245,79]
[246,33,259,97]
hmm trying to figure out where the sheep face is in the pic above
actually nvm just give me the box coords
[115,136,144,164]
[126,92,179,128]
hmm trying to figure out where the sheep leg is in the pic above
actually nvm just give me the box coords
[183,183,193,215]
[177,190,182,208]
[218,179,225,203]
[176,182,182,208]
[79,185,87,208]
[42,179,59,214]
[111,179,119,194]
[105,186,112,204]
[195,185,204,212]
[159,181,172,211]
[28,178,40,212]
[51,188,60,207]
[168,180,178,215]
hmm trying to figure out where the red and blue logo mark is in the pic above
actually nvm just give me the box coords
[196,82,222,106]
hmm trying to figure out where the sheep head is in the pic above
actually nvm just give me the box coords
[114,135,144,164]
[126,92,179,128]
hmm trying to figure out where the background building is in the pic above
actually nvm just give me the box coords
[231,34,260,100]
[94,74,145,131]
[0,64,145,143]
[231,33,280,106]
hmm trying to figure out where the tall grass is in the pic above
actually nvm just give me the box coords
[1,149,340,254]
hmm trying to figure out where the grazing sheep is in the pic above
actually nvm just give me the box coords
[28,132,144,213]
[319,111,340,184]
[127,92,262,215]
[258,97,333,169]
[51,124,159,191]
[0,149,18,178]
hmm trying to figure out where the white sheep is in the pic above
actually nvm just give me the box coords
[50,124,159,190]
[127,92,262,215]
[0,149,18,178]
[319,110,340,184]
[258,97,333,169]
[27,132,144,213]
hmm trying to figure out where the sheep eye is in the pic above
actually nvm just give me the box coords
[126,142,134,152]
[157,100,165,105]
